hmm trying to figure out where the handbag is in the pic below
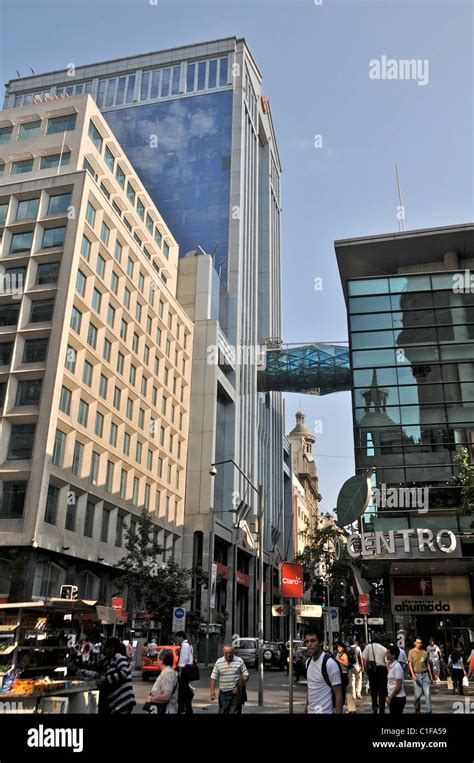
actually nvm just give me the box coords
[143,701,167,714]
[186,658,200,682]
[447,676,454,691]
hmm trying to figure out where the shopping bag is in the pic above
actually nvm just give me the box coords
[447,676,454,691]
[462,676,469,688]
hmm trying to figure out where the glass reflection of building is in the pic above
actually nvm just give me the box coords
[350,272,474,486]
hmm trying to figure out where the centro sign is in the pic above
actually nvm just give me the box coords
[280,562,304,598]
[347,528,457,559]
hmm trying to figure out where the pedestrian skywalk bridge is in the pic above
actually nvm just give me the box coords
[258,341,351,396]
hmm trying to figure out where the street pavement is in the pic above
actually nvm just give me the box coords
[132,667,473,714]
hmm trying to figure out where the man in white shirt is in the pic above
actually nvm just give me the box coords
[362,637,387,714]
[304,630,343,714]
[386,645,406,714]
[175,631,194,714]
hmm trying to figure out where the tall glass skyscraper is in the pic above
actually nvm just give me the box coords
[4,38,287,639]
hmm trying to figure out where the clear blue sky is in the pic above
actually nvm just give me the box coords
[1,0,472,512]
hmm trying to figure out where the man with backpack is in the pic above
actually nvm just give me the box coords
[304,630,343,714]
[347,637,363,702]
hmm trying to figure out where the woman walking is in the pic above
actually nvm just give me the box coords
[98,637,136,714]
[448,649,467,696]
[145,649,178,714]
[335,641,354,713]
[386,645,406,715]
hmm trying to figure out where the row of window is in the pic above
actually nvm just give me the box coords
[352,361,474,389]
[7,225,66,254]
[349,289,474,315]
[12,82,93,108]
[0,337,48,365]
[348,273,472,297]
[0,192,71,226]
[0,113,77,145]
[0,298,54,326]
[0,151,70,178]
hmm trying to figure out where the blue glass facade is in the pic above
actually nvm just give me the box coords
[103,90,233,269]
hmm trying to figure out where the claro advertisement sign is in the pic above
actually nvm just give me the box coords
[280,562,304,598]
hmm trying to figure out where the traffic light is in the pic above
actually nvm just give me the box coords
[337,580,346,606]
[60,585,78,600]
[311,580,328,608]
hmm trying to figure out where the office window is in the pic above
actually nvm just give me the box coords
[100,508,110,542]
[116,164,126,188]
[86,202,96,226]
[65,495,77,531]
[11,158,33,175]
[0,201,8,223]
[129,365,136,385]
[138,408,145,429]
[117,351,124,374]
[46,113,77,134]
[126,182,136,204]
[99,373,108,399]
[147,450,153,471]
[0,161,5,175]
[78,399,89,427]
[115,513,124,547]
[123,287,131,309]
[92,287,102,312]
[146,214,153,233]
[71,440,83,476]
[101,222,110,246]
[87,322,98,349]
[158,300,164,318]
[132,477,139,506]
[160,426,165,446]
[81,235,91,260]
[84,500,95,537]
[158,457,163,478]
[16,379,41,407]
[155,489,161,513]
[16,198,39,221]
[141,376,147,396]
[113,386,121,409]
[40,152,71,170]
[165,339,171,356]
[96,254,106,278]
[177,440,182,459]
[135,302,142,322]
[136,199,145,220]
[63,344,75,371]
[36,261,60,285]
[44,485,59,525]
[126,398,133,419]
[100,182,110,200]
[112,201,121,218]
[152,387,158,406]
[52,429,66,466]
[103,337,111,362]
[105,460,114,492]
[132,333,139,353]
[162,396,167,416]
[136,441,142,463]
[111,271,119,294]
[120,319,128,341]
[42,226,65,248]
[154,229,162,247]
[0,479,27,519]
[110,422,118,447]
[171,404,175,424]
[88,120,103,151]
[146,315,153,334]
[8,424,35,459]
[0,303,20,326]
[95,411,104,437]
[30,299,54,323]
[127,257,134,278]
[82,360,93,386]
[0,342,13,365]
[123,431,130,456]
[144,483,151,510]
[10,231,33,253]
[48,193,71,215]
[107,303,116,328]
[168,312,173,330]
[119,469,127,499]
[124,217,132,232]
[163,241,169,259]
[76,270,86,296]
[104,146,115,171]
[0,125,12,144]
[156,327,162,346]
[59,385,72,414]
[89,451,100,485]
[167,464,172,483]
[114,240,122,263]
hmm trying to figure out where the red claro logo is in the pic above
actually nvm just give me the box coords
[280,562,304,598]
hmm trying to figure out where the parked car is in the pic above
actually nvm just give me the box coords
[141,644,180,681]
[232,637,259,669]
[262,641,286,670]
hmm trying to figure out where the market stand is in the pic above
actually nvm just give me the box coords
[0,599,117,713]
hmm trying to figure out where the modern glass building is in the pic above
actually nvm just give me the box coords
[4,39,288,641]
[336,224,474,653]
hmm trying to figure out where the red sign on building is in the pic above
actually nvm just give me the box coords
[112,597,124,617]
[280,562,304,598]
[358,594,370,614]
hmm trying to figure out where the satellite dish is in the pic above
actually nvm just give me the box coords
[336,470,373,527]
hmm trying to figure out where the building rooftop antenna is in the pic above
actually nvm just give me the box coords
[395,164,405,232]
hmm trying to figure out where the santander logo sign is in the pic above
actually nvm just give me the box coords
[280,562,304,598]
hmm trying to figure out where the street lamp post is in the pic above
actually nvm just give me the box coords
[210,459,265,707]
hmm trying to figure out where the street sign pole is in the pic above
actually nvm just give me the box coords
[289,600,294,714]
[364,614,368,645]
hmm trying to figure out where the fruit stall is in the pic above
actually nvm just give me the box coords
[0,599,117,713]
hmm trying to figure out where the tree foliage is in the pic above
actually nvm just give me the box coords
[295,516,351,588]
[452,448,474,514]
[115,508,192,633]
